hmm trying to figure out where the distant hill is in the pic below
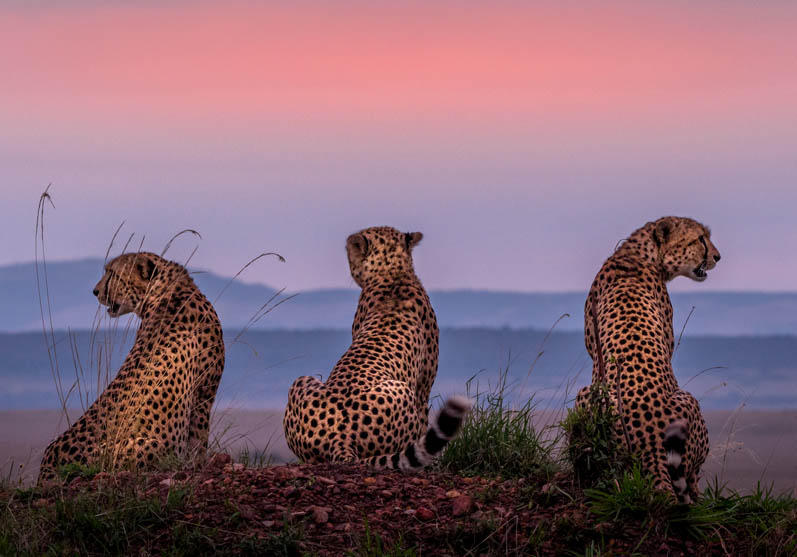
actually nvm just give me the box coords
[2,258,797,335]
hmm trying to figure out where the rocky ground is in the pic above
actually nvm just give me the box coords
[4,454,792,556]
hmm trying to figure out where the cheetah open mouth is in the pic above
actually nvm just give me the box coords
[692,262,708,281]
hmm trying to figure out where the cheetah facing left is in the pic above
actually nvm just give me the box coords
[38,252,225,483]
[284,226,470,470]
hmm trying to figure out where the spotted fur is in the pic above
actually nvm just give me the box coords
[283,226,469,469]
[38,252,225,483]
[576,217,721,502]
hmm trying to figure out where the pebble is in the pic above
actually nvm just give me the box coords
[452,495,473,517]
[312,507,329,524]
[416,507,435,521]
[239,505,256,520]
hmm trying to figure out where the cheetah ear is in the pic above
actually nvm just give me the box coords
[654,220,672,247]
[136,256,158,281]
[404,232,423,250]
[347,233,370,259]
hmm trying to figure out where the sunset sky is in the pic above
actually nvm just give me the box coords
[2,1,796,292]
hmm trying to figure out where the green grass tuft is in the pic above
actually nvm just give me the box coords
[56,462,101,483]
[347,519,417,557]
[562,382,634,488]
[439,365,559,480]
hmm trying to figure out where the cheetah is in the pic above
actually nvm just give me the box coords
[38,252,225,483]
[283,226,470,470]
[577,216,721,503]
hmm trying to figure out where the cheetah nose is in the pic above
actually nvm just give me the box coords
[713,254,721,262]
[93,288,100,296]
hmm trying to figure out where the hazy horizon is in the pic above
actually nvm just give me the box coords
[4,255,797,295]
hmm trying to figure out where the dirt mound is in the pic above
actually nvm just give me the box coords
[4,457,790,555]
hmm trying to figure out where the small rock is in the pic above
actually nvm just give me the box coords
[262,520,275,528]
[208,453,231,468]
[363,477,377,485]
[274,467,301,481]
[317,476,336,485]
[232,463,245,472]
[239,505,256,521]
[416,507,435,521]
[452,495,473,517]
[159,478,174,488]
[335,522,352,532]
[461,477,475,484]
[202,479,215,486]
[432,487,447,500]
[445,489,461,499]
[380,490,394,498]
[312,507,329,524]
[343,505,356,512]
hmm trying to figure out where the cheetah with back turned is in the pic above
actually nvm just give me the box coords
[283,226,470,469]
[577,216,721,502]
[38,252,225,483]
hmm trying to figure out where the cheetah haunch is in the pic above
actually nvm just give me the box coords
[38,252,225,483]
[577,216,721,503]
[284,226,470,469]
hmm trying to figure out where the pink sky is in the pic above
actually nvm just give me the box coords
[2,1,796,291]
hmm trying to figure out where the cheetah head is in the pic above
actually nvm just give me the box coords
[654,217,721,282]
[93,252,170,317]
[346,226,423,287]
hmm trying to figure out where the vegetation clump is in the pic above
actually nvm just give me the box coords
[562,381,635,489]
[438,367,558,481]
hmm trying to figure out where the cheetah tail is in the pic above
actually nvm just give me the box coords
[365,396,472,471]
[663,419,690,503]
